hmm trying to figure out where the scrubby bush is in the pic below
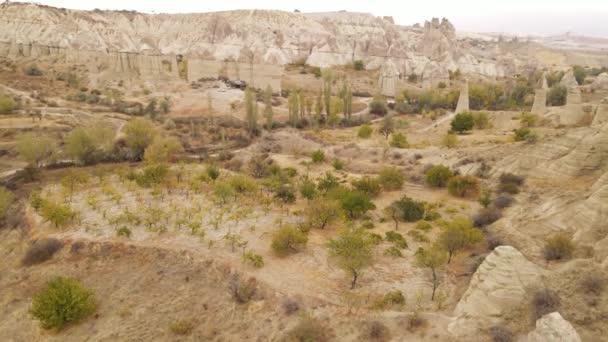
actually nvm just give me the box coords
[65,125,115,165]
[352,176,382,197]
[489,325,514,342]
[390,132,409,148]
[281,297,300,315]
[242,252,264,268]
[580,274,605,296]
[143,136,184,164]
[385,231,408,249]
[22,238,63,266]
[353,60,365,71]
[472,112,490,129]
[519,112,538,128]
[384,246,403,257]
[416,221,433,232]
[30,277,96,330]
[16,133,57,167]
[513,127,536,142]
[286,315,328,342]
[169,319,194,335]
[0,94,16,114]
[543,234,575,261]
[39,201,76,228]
[228,274,257,304]
[572,65,586,84]
[206,164,221,181]
[531,288,560,320]
[369,96,388,115]
[407,230,430,243]
[378,167,404,191]
[447,175,480,198]
[116,226,132,238]
[392,196,425,222]
[133,164,169,187]
[425,165,453,188]
[311,149,325,163]
[494,193,514,208]
[547,85,567,106]
[271,226,308,256]
[274,185,296,203]
[451,112,474,134]
[0,187,14,223]
[358,124,373,138]
[298,176,317,200]
[472,208,502,228]
[25,64,43,76]
[332,158,344,170]
[364,321,389,340]
[441,133,458,148]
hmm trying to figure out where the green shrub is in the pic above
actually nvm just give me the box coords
[332,158,345,170]
[169,319,194,335]
[30,277,96,330]
[447,175,480,198]
[271,226,308,256]
[547,85,567,106]
[358,124,373,138]
[317,172,340,193]
[519,112,537,128]
[116,226,132,238]
[274,185,296,203]
[392,196,426,222]
[424,210,441,221]
[514,127,536,142]
[385,231,408,249]
[134,164,169,187]
[407,230,430,243]
[286,315,328,342]
[352,176,382,197]
[353,60,365,71]
[378,167,404,191]
[415,221,432,232]
[0,95,16,114]
[451,112,474,134]
[311,149,325,163]
[40,200,76,228]
[543,234,575,261]
[0,187,14,222]
[242,252,265,268]
[25,64,43,76]
[369,96,388,115]
[390,132,409,148]
[425,165,453,188]
[384,246,403,257]
[572,65,586,84]
[206,164,221,181]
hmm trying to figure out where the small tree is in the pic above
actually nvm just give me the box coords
[447,175,480,198]
[271,225,308,256]
[40,201,76,228]
[336,190,376,219]
[30,277,96,330]
[450,112,474,134]
[392,196,425,222]
[61,169,89,202]
[415,247,448,300]
[311,150,325,163]
[263,85,274,130]
[305,199,343,230]
[385,203,403,230]
[378,114,394,139]
[244,87,259,136]
[66,124,115,165]
[123,118,158,160]
[436,217,483,263]
[16,133,57,167]
[572,65,586,85]
[143,136,184,164]
[352,176,382,197]
[425,165,453,188]
[213,181,235,205]
[327,228,374,289]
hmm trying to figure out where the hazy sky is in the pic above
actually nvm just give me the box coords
[27,0,608,37]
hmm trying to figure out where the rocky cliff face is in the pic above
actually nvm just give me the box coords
[0,3,514,92]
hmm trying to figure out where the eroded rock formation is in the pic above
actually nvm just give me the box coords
[449,246,544,336]
[455,80,469,114]
[523,312,581,342]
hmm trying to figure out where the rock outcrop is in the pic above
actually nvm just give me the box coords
[592,97,608,126]
[590,72,608,90]
[558,86,585,126]
[560,69,579,88]
[522,312,581,342]
[449,246,543,337]
[531,73,548,116]
[455,80,470,114]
